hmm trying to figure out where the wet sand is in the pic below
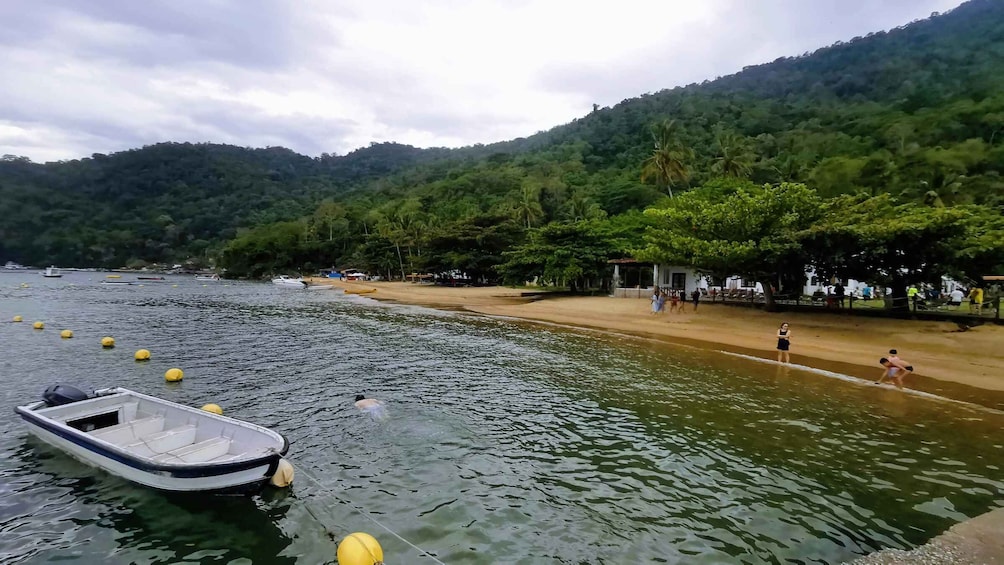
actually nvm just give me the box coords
[311,280,1004,400]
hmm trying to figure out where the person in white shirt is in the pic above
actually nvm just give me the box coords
[948,288,965,309]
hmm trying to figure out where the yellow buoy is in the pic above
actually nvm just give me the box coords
[270,458,295,488]
[164,368,184,382]
[60,330,73,339]
[337,532,383,565]
[101,336,115,348]
[171,284,178,288]
[201,403,223,415]
[134,349,151,361]
[12,315,22,322]
[33,321,44,329]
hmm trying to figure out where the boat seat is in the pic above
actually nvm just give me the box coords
[89,415,164,446]
[208,452,248,463]
[150,437,232,464]
[125,425,197,457]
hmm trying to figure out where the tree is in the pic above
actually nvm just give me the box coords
[424,214,525,284]
[800,195,1004,309]
[497,221,618,291]
[710,129,755,179]
[640,119,694,198]
[638,182,825,311]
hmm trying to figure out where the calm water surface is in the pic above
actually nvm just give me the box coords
[0,273,1002,564]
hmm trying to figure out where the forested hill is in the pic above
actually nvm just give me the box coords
[0,141,454,267]
[2,0,1003,274]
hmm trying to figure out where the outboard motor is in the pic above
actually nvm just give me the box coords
[42,384,90,407]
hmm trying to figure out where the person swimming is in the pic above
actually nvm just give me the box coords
[354,394,387,420]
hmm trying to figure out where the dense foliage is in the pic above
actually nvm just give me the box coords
[1,0,1002,287]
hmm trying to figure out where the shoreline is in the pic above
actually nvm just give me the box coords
[310,279,1004,408]
[317,279,1004,562]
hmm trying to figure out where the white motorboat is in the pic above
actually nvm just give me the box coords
[42,266,63,278]
[195,274,221,282]
[16,386,289,494]
[271,275,307,289]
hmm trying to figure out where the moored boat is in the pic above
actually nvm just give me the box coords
[344,288,377,295]
[195,274,221,282]
[271,275,307,289]
[42,266,63,278]
[15,386,289,493]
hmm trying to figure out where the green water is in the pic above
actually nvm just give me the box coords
[0,273,1001,564]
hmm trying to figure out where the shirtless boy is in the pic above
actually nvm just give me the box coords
[876,357,913,389]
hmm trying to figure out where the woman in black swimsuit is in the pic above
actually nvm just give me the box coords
[776,322,791,363]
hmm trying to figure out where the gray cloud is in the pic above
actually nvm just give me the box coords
[0,0,966,163]
[536,0,963,106]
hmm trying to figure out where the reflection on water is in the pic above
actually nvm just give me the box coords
[0,272,1002,564]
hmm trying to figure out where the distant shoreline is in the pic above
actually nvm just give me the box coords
[309,279,1004,407]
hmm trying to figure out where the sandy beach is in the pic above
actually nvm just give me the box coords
[311,279,1004,399]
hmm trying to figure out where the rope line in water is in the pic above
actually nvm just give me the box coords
[294,463,448,565]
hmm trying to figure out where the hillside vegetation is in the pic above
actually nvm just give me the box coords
[1,0,1002,289]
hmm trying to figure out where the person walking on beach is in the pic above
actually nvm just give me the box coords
[776,322,791,363]
[650,288,663,314]
[876,357,913,389]
[968,286,984,315]
[669,291,681,314]
[691,289,701,312]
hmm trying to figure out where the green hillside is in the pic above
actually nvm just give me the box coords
[2,0,1003,282]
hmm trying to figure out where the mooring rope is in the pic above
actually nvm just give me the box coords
[294,463,448,565]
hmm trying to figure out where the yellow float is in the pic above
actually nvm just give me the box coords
[337,532,383,565]
[12,315,22,322]
[101,336,116,348]
[164,368,184,382]
[201,403,223,415]
[33,321,44,330]
[270,458,295,487]
[134,349,151,361]
[60,330,73,339]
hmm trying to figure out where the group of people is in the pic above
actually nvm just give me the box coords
[775,323,914,389]
[907,284,985,314]
[650,287,702,314]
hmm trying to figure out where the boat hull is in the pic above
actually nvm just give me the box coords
[20,417,277,493]
[15,389,288,494]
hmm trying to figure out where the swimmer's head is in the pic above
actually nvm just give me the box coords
[355,394,365,401]
[889,349,897,355]
[879,357,889,366]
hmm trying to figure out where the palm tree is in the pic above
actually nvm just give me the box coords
[508,184,545,228]
[640,119,693,198]
[711,130,755,179]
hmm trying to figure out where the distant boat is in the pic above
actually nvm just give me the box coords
[137,276,166,281]
[101,280,133,286]
[42,266,63,278]
[195,274,221,282]
[4,261,27,270]
[271,275,307,289]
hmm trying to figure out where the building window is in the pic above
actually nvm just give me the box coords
[671,273,687,290]
[741,278,755,288]
[810,276,818,286]
[708,276,725,287]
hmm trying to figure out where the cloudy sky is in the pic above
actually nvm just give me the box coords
[1,0,963,163]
